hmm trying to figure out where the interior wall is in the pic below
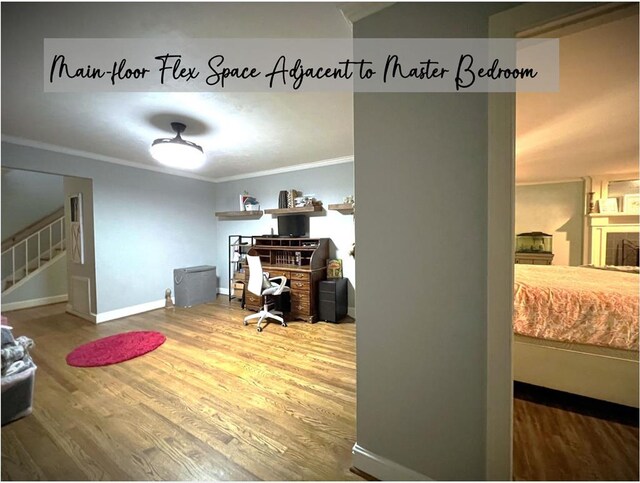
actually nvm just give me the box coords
[2,141,217,315]
[353,2,514,480]
[515,181,584,266]
[1,169,64,239]
[215,162,355,311]
[64,176,97,315]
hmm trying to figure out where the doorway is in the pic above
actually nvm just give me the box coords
[487,2,639,480]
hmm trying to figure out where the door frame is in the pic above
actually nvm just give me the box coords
[485,2,618,480]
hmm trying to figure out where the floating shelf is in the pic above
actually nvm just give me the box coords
[264,205,324,216]
[328,203,355,214]
[215,210,263,219]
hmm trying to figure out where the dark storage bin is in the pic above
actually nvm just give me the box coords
[1,361,36,426]
[174,265,217,307]
[318,278,348,322]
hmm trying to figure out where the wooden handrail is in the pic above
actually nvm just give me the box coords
[1,207,64,252]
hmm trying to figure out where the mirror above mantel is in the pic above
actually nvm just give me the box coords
[584,174,639,266]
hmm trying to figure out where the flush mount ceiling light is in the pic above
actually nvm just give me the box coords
[150,122,205,170]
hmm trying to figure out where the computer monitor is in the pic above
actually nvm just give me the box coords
[277,215,309,237]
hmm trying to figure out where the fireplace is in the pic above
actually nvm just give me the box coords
[605,233,640,266]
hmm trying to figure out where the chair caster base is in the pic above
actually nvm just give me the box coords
[257,326,263,332]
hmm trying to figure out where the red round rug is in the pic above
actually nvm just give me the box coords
[66,331,166,367]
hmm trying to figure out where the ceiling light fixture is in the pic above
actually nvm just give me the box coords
[150,122,205,169]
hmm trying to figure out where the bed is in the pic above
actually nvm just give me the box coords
[513,264,639,407]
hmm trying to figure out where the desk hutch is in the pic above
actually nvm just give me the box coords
[245,237,329,322]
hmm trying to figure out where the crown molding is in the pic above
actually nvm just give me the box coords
[515,178,584,187]
[339,2,395,23]
[1,134,217,183]
[1,135,354,184]
[213,155,354,183]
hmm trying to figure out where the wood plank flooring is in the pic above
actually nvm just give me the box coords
[2,300,638,480]
[513,382,639,481]
[1,300,361,481]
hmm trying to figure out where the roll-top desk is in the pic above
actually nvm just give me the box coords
[245,237,329,322]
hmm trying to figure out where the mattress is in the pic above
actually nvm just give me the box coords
[514,265,639,351]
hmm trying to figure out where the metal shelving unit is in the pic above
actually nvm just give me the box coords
[228,235,254,303]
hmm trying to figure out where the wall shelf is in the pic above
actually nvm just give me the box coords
[215,210,263,219]
[264,206,323,216]
[328,203,355,214]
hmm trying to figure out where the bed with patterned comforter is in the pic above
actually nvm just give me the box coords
[513,265,639,351]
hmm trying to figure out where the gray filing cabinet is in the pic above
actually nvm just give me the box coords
[173,265,217,307]
[318,278,348,323]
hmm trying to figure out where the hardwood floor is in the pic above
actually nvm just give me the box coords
[1,300,361,481]
[513,382,639,481]
[2,300,638,480]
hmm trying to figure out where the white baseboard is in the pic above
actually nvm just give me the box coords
[66,304,97,323]
[352,443,431,481]
[95,298,169,323]
[218,287,230,295]
[347,306,356,319]
[1,294,68,312]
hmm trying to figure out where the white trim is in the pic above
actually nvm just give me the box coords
[2,251,66,296]
[212,156,354,183]
[347,306,356,319]
[1,135,355,184]
[95,298,167,324]
[1,294,68,312]
[1,135,217,183]
[488,3,610,480]
[516,178,584,187]
[217,287,230,295]
[70,275,93,318]
[351,443,431,481]
[66,304,97,323]
[339,3,395,23]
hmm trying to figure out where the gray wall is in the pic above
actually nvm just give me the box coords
[515,181,584,266]
[215,162,355,309]
[354,3,513,480]
[2,142,217,314]
[1,169,64,239]
[1,254,67,304]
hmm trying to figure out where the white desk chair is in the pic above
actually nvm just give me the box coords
[243,255,290,332]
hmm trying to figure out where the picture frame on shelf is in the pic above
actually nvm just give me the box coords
[598,197,619,213]
[623,193,640,214]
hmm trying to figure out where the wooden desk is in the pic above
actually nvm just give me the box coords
[245,237,329,322]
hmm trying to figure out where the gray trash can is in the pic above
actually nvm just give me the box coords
[173,265,217,307]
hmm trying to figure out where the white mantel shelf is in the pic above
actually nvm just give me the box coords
[589,212,639,218]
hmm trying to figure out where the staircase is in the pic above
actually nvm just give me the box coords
[2,210,66,295]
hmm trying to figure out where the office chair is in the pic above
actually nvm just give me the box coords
[243,255,290,332]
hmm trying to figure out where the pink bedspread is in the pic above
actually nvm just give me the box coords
[514,265,639,350]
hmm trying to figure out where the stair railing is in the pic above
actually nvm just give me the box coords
[2,215,65,289]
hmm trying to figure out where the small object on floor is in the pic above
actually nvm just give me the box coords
[66,331,166,367]
[165,288,174,308]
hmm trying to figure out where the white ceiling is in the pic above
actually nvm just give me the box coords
[516,6,639,184]
[1,2,355,181]
[4,3,637,184]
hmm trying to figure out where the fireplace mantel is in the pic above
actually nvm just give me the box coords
[584,175,639,266]
[587,214,639,266]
